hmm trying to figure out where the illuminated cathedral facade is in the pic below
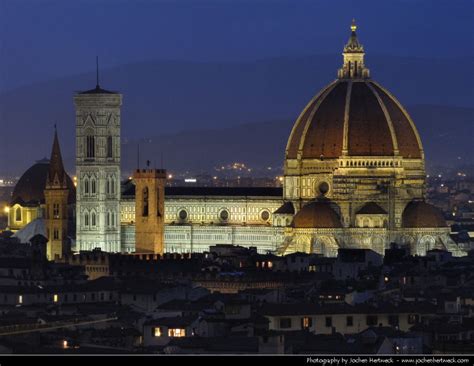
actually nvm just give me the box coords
[8,22,463,257]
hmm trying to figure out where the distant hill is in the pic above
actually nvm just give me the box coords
[0,55,472,175]
[121,104,474,175]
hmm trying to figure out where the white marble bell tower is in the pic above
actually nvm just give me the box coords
[74,67,122,252]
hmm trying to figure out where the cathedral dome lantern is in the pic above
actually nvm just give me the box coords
[338,20,370,80]
[285,21,424,169]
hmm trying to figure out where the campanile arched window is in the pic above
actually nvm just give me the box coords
[84,177,89,195]
[86,135,95,159]
[107,135,113,158]
[91,178,96,194]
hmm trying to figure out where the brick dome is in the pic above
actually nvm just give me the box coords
[11,159,75,206]
[402,201,447,228]
[286,80,423,160]
[292,200,342,229]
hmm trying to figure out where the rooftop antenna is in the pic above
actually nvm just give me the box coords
[137,143,140,169]
[96,56,100,88]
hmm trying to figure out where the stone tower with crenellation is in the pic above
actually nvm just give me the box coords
[133,169,166,254]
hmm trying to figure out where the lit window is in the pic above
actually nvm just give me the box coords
[53,294,59,303]
[302,317,312,329]
[268,261,273,269]
[153,327,162,337]
[18,295,23,304]
[168,328,185,337]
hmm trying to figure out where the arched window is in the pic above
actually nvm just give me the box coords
[111,212,115,227]
[84,178,89,195]
[142,187,149,216]
[107,135,113,158]
[91,178,96,194]
[84,212,89,227]
[106,178,110,194]
[111,177,115,195]
[86,135,95,159]
[53,203,60,219]
[15,207,22,221]
[106,212,110,227]
[91,212,96,226]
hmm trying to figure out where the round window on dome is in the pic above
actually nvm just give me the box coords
[219,209,229,221]
[178,209,188,221]
[261,210,270,221]
[318,182,330,196]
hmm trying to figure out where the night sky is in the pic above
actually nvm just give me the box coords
[1,0,472,91]
[0,0,473,176]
